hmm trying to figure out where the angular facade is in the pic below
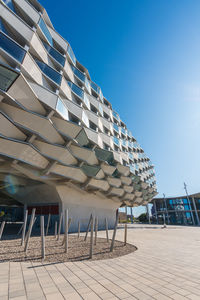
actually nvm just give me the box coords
[0,0,157,231]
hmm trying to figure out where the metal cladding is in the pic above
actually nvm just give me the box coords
[0,0,157,207]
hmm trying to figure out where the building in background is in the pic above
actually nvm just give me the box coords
[0,0,157,231]
[152,193,200,226]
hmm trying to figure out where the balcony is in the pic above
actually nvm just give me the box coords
[71,65,85,82]
[2,0,15,12]
[42,41,65,66]
[67,81,84,99]
[67,44,76,65]
[56,98,69,120]
[112,111,120,122]
[128,141,133,148]
[38,17,53,46]
[35,60,62,85]
[127,130,132,138]
[0,32,26,63]
[85,77,91,93]
[128,152,134,161]
[121,139,127,147]
[113,136,120,146]
[121,127,127,135]
[113,123,119,133]
[0,63,19,92]
[129,165,135,174]
[90,81,99,94]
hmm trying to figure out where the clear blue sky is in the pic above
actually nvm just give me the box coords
[41,0,200,203]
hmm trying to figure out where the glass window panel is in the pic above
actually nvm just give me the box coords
[113,136,119,146]
[85,77,91,93]
[42,41,65,66]
[67,81,84,99]
[0,18,8,35]
[90,81,99,94]
[0,64,19,91]
[2,0,15,12]
[35,59,61,85]
[71,65,85,82]
[39,17,53,46]
[0,32,26,63]
[113,123,119,132]
[67,44,76,65]
[56,98,69,120]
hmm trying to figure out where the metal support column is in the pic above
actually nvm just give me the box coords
[184,183,195,225]
[154,200,158,224]
[192,197,200,226]
[146,205,151,224]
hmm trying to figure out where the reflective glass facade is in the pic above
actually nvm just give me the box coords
[152,195,200,226]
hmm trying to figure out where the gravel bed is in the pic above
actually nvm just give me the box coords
[0,235,137,262]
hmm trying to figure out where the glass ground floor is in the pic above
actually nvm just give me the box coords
[152,194,200,226]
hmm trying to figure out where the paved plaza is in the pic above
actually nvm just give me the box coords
[1,225,200,300]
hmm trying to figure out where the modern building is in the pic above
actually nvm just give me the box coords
[0,0,157,231]
[152,193,200,226]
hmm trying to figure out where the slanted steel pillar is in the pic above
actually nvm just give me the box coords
[192,197,200,226]
[184,183,195,225]
[146,205,151,224]
[154,200,158,224]
[164,197,170,224]
[131,207,133,224]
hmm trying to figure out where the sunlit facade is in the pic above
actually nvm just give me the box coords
[0,0,157,231]
[152,193,200,226]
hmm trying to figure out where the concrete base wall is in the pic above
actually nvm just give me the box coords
[56,184,119,232]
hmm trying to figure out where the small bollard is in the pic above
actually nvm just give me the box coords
[0,221,5,240]
[94,216,98,245]
[89,215,94,259]
[40,216,45,260]
[110,210,119,252]
[21,210,28,246]
[24,208,36,253]
[64,209,68,253]
[78,221,80,238]
[124,223,127,246]
[62,218,71,246]
[105,217,109,242]
[57,211,63,241]
[84,214,92,241]
[54,221,57,238]
[46,213,51,236]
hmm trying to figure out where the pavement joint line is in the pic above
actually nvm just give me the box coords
[57,260,113,300]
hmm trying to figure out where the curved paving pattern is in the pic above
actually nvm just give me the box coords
[1,225,200,300]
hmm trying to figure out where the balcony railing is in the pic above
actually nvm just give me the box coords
[0,63,19,92]
[38,17,53,46]
[113,123,119,132]
[129,165,135,174]
[68,81,84,99]
[127,130,132,137]
[112,111,120,121]
[128,152,134,161]
[0,32,26,63]
[121,127,127,135]
[113,136,120,146]
[67,44,76,65]
[2,0,15,12]
[42,41,65,66]
[83,93,90,109]
[56,98,69,120]
[71,65,85,82]
[128,141,132,148]
[36,59,62,85]
[121,139,127,147]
